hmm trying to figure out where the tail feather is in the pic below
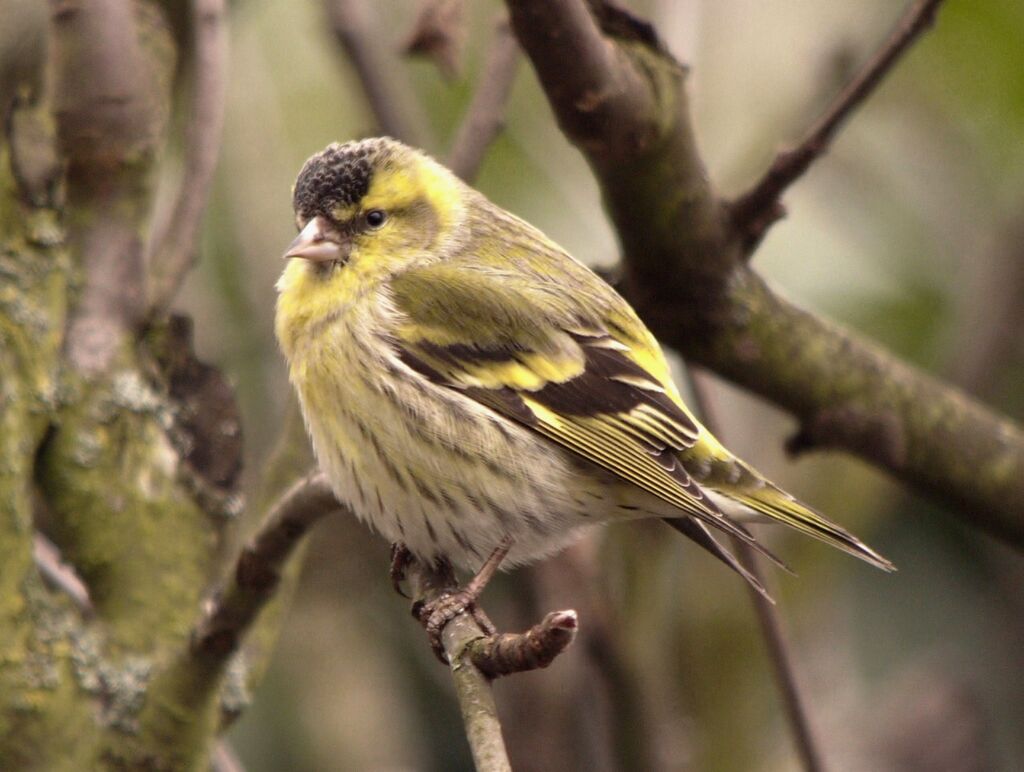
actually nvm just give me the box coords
[723,482,895,572]
[663,518,774,602]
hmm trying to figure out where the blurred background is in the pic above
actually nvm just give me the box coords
[163,0,1024,769]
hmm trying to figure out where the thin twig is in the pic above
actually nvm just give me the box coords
[327,0,426,144]
[447,16,520,181]
[147,0,229,318]
[407,559,512,772]
[470,610,578,678]
[686,368,824,772]
[406,558,577,771]
[191,473,340,660]
[402,0,466,80]
[730,0,947,253]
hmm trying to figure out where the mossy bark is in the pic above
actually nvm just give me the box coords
[0,3,314,769]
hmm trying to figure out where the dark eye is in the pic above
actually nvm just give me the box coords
[365,209,387,229]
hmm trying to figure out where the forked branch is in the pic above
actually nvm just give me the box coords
[730,0,947,253]
[506,0,1024,547]
[147,0,229,317]
[405,557,577,772]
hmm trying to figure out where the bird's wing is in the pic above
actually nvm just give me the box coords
[388,260,760,547]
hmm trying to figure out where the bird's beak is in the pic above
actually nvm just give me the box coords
[283,216,350,263]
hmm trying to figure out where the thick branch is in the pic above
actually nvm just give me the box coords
[51,0,167,374]
[506,0,664,160]
[507,0,1024,546]
[447,16,519,181]
[731,0,947,252]
[146,0,228,318]
[688,272,1024,546]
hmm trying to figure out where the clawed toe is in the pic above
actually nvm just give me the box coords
[389,543,414,598]
[402,539,512,663]
[417,590,476,662]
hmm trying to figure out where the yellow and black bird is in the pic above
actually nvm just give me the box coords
[275,137,892,616]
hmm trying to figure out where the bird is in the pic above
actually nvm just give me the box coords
[275,137,892,642]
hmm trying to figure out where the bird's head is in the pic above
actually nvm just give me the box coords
[275,138,467,348]
[282,137,464,277]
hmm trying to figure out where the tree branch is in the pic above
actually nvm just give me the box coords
[505,0,664,159]
[131,471,336,766]
[687,369,824,772]
[146,0,229,318]
[506,0,1024,548]
[52,0,168,374]
[730,0,947,253]
[402,0,466,80]
[406,559,511,772]
[406,558,576,772]
[447,15,519,181]
[327,0,427,144]
[469,610,578,679]
[191,473,339,661]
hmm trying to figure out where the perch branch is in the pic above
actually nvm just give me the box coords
[687,369,824,772]
[147,0,229,318]
[191,473,340,661]
[447,15,520,181]
[506,0,1024,547]
[730,0,947,252]
[406,558,577,772]
[407,559,510,771]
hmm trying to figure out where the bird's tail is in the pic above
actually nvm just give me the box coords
[663,516,788,602]
[713,468,895,572]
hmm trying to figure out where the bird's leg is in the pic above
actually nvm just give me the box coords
[389,542,414,598]
[417,537,512,660]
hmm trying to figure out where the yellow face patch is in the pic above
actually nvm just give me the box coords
[361,165,421,214]
[361,159,462,236]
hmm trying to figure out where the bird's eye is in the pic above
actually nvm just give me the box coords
[365,209,387,229]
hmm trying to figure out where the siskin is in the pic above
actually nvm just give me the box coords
[275,137,892,615]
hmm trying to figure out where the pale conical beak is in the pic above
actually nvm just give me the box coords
[283,216,349,263]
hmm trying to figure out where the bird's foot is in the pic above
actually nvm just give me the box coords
[389,543,414,598]
[410,539,512,662]
[415,589,497,662]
